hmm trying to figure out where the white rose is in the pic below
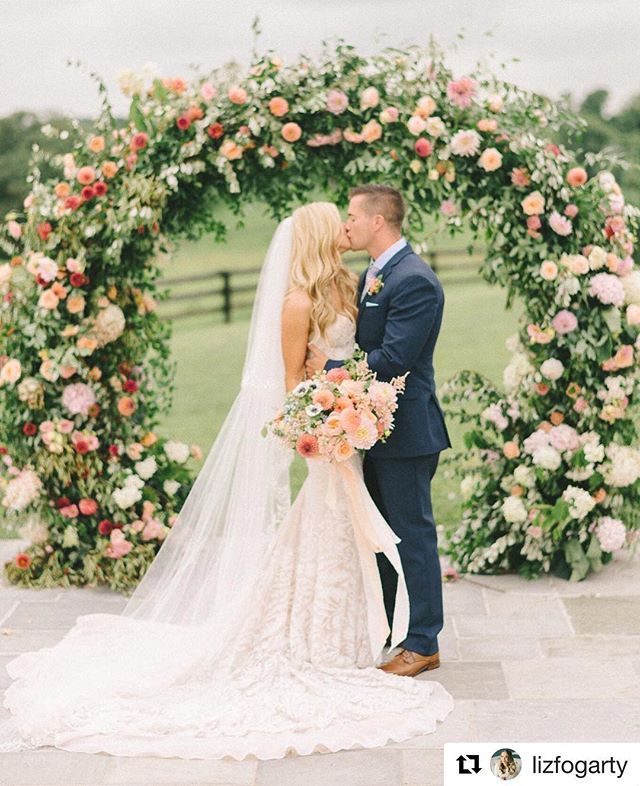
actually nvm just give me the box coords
[164,440,190,464]
[562,486,596,520]
[94,304,126,347]
[583,442,605,464]
[588,246,608,271]
[112,485,142,510]
[135,456,157,480]
[0,263,12,287]
[513,464,535,488]
[503,352,534,392]
[540,359,564,381]
[163,479,181,496]
[502,495,528,524]
[460,475,479,500]
[407,115,427,135]
[532,446,562,471]
[487,93,504,112]
[621,271,640,306]
[425,116,446,137]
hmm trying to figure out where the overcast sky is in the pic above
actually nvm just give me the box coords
[2,0,639,119]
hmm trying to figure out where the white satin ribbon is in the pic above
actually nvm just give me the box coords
[329,459,410,661]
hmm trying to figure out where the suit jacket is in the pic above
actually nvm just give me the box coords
[325,243,452,458]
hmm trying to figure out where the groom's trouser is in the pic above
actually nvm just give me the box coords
[364,452,443,657]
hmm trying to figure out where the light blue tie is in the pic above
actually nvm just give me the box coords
[361,261,379,302]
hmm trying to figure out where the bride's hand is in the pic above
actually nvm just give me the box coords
[305,343,328,377]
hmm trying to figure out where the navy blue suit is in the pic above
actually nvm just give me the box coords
[325,242,451,656]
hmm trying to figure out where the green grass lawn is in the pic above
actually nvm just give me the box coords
[0,212,521,540]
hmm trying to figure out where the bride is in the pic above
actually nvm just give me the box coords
[0,202,454,761]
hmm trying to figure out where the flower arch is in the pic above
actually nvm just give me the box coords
[1,42,638,589]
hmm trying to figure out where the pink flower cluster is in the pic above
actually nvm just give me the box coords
[265,359,406,462]
[588,273,626,307]
[446,76,477,108]
[62,382,96,416]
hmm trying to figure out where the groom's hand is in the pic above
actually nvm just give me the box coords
[305,343,328,376]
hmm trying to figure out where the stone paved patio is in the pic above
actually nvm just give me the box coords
[0,538,638,786]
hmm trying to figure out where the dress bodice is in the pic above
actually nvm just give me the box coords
[309,313,356,361]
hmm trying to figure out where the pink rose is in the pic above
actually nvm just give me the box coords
[296,434,319,458]
[414,138,433,157]
[566,167,588,187]
[327,367,351,383]
[79,498,98,515]
[7,220,22,239]
[268,96,289,117]
[573,397,588,413]
[440,199,458,217]
[527,215,542,231]
[511,168,530,187]
[281,122,302,142]
[105,529,132,559]
[564,204,579,218]
[313,389,335,410]
[339,407,361,433]
[446,76,477,108]
[343,129,363,143]
[142,517,165,541]
[360,86,380,110]
[200,82,216,101]
[551,309,578,334]
[548,210,572,236]
[361,119,382,143]
[76,166,96,185]
[228,86,248,104]
[326,89,349,115]
[379,106,399,124]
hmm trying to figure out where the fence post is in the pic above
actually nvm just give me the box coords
[220,271,232,323]
[428,250,438,273]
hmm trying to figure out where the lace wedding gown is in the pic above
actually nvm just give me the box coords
[0,313,454,761]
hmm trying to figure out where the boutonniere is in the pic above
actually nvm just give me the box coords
[367,274,384,296]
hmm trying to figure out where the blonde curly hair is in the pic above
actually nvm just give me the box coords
[287,202,358,340]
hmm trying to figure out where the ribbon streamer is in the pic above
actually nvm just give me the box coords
[327,459,410,662]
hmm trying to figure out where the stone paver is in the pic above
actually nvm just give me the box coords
[562,595,640,635]
[254,748,401,786]
[0,539,637,786]
[502,657,640,700]
[465,698,640,742]
[101,755,257,785]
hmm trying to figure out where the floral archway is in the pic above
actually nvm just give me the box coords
[0,42,638,590]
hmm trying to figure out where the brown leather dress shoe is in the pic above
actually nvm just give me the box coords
[377,648,440,677]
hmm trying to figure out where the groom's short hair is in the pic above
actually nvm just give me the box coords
[349,184,405,230]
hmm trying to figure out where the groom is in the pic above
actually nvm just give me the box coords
[306,184,452,677]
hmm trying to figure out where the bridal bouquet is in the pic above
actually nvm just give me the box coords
[264,347,407,461]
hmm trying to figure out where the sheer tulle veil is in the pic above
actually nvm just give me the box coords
[0,218,297,752]
[121,216,295,631]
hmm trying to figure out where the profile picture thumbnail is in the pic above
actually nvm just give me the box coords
[491,748,522,780]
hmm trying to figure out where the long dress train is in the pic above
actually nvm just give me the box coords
[0,314,454,760]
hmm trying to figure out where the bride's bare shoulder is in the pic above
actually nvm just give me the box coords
[282,288,312,314]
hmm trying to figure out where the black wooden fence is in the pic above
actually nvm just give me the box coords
[157,248,483,323]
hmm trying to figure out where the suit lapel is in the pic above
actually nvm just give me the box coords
[356,243,413,327]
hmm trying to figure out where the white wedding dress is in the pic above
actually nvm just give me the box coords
[0,315,454,761]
